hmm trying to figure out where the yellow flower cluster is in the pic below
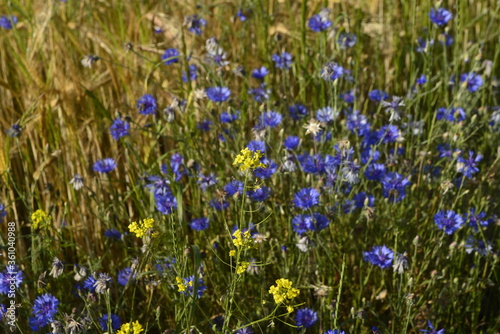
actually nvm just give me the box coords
[233,147,265,171]
[232,229,255,249]
[128,218,154,238]
[236,261,250,274]
[31,209,51,230]
[175,276,191,292]
[269,278,300,304]
[116,321,144,334]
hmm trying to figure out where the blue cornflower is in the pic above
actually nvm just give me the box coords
[436,107,466,122]
[291,213,329,234]
[162,48,180,65]
[83,275,97,292]
[465,236,492,256]
[0,204,6,220]
[338,32,357,49]
[0,304,6,321]
[184,15,206,35]
[0,16,18,30]
[93,158,117,173]
[237,10,248,22]
[249,83,270,102]
[109,117,130,140]
[170,153,186,181]
[94,273,112,294]
[145,175,171,196]
[248,140,266,153]
[298,153,326,175]
[420,320,445,334]
[220,110,239,123]
[434,210,463,235]
[368,89,389,102]
[29,294,60,331]
[197,119,212,131]
[224,180,244,197]
[206,86,231,102]
[346,109,370,136]
[437,144,454,158]
[190,217,209,231]
[361,148,380,164]
[289,103,308,120]
[6,123,22,137]
[363,245,394,268]
[272,52,293,69]
[378,125,401,143]
[293,188,320,210]
[182,64,198,82]
[340,90,355,103]
[321,62,344,81]
[457,151,482,179]
[0,266,24,295]
[197,172,218,192]
[178,275,207,298]
[381,172,410,203]
[353,192,375,209]
[236,326,254,334]
[136,94,157,115]
[316,106,338,123]
[284,136,300,150]
[99,314,122,331]
[210,198,230,210]
[365,163,386,181]
[258,111,282,128]
[247,186,271,202]
[295,307,318,328]
[464,208,488,228]
[155,192,178,214]
[416,75,427,85]
[155,257,176,274]
[253,159,277,179]
[341,161,360,184]
[324,330,346,334]
[460,72,482,92]
[117,267,135,286]
[308,8,332,32]
[104,229,122,239]
[416,38,434,53]
[251,66,269,80]
[429,8,453,26]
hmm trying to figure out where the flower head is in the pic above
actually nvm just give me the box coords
[110,117,130,140]
[129,218,155,237]
[457,150,482,179]
[116,321,144,334]
[363,245,394,268]
[93,158,117,173]
[420,320,445,334]
[29,294,60,331]
[321,62,344,81]
[272,52,293,69]
[429,8,453,26]
[0,266,24,295]
[175,276,207,298]
[460,72,483,92]
[190,217,209,231]
[269,278,300,304]
[136,94,157,115]
[434,210,463,235]
[293,188,320,209]
[184,15,206,35]
[233,147,265,171]
[295,308,318,329]
[0,16,18,30]
[308,8,332,32]
[162,48,180,65]
[291,213,330,234]
[118,267,135,286]
[99,314,122,332]
[206,86,231,102]
[31,209,51,230]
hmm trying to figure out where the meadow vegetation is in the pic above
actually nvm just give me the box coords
[0,0,499,333]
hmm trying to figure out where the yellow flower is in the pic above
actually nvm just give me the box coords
[116,321,144,334]
[31,209,51,230]
[269,278,300,305]
[236,261,250,274]
[287,305,294,313]
[176,277,187,292]
[233,148,266,171]
[128,218,155,238]
[232,229,255,250]
[229,250,236,257]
